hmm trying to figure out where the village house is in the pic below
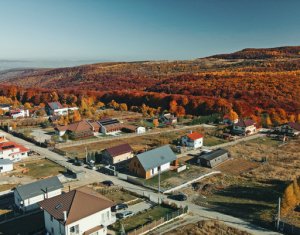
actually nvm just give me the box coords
[233,119,256,135]
[55,120,101,139]
[160,113,177,125]
[45,102,78,116]
[0,159,13,173]
[98,118,123,134]
[0,141,29,162]
[9,108,29,119]
[197,148,229,168]
[181,131,204,149]
[129,145,178,179]
[102,143,134,166]
[39,187,115,235]
[14,176,63,212]
[276,122,300,136]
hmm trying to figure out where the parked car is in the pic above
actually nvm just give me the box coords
[102,180,114,187]
[167,193,187,201]
[116,211,134,219]
[112,203,128,212]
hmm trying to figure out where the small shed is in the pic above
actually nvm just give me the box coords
[197,148,229,168]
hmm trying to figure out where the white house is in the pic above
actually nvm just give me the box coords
[98,118,123,135]
[0,159,13,173]
[9,109,29,119]
[181,131,204,149]
[45,102,78,116]
[39,187,116,235]
[14,176,63,212]
[233,119,256,135]
[0,141,29,162]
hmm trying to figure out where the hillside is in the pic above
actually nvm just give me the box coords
[0,46,299,121]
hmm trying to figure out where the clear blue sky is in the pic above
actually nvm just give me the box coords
[1,0,300,61]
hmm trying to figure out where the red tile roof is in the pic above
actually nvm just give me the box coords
[39,187,114,225]
[0,141,29,152]
[187,132,204,140]
[105,143,133,157]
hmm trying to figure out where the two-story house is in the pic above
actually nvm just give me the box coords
[14,176,63,212]
[0,141,29,162]
[39,187,115,235]
[181,131,204,149]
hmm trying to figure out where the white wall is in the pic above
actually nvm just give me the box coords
[181,136,203,149]
[150,162,170,176]
[0,163,13,173]
[136,127,146,134]
[15,188,62,212]
[0,149,28,162]
[44,210,65,235]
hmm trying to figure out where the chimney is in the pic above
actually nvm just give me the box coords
[63,211,67,222]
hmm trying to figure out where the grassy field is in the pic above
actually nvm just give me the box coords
[203,135,227,146]
[61,126,212,158]
[187,137,300,229]
[14,158,65,179]
[94,187,137,204]
[0,184,16,192]
[110,206,175,232]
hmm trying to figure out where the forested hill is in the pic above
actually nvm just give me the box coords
[0,46,299,122]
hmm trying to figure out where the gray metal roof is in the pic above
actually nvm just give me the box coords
[15,176,63,200]
[136,145,177,171]
[199,148,228,161]
[0,159,13,165]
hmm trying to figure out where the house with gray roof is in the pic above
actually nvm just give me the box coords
[129,145,178,179]
[14,176,63,212]
[197,148,229,168]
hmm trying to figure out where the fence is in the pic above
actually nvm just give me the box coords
[277,221,300,235]
[127,206,188,235]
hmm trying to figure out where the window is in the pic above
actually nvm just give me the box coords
[70,225,79,234]
[50,215,53,222]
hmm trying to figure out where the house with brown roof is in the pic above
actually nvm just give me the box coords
[233,119,256,135]
[181,131,204,149]
[55,120,101,139]
[39,187,115,235]
[277,122,300,136]
[102,143,134,166]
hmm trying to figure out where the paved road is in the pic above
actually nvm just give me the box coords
[0,130,281,235]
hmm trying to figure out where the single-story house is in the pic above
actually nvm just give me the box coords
[102,143,134,166]
[0,141,29,162]
[0,159,13,173]
[39,187,115,235]
[98,118,123,134]
[55,120,101,139]
[181,131,204,149]
[121,125,146,134]
[197,148,229,168]
[276,122,300,136]
[233,119,256,135]
[9,109,29,119]
[14,176,63,212]
[129,145,178,179]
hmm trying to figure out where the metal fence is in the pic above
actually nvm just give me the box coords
[127,206,188,235]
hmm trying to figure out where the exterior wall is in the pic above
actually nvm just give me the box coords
[136,127,146,134]
[44,210,65,235]
[0,163,13,173]
[233,125,256,135]
[65,207,114,235]
[128,157,146,178]
[199,153,229,168]
[0,148,28,162]
[148,162,171,178]
[181,136,203,149]
[53,108,69,116]
[103,151,133,165]
[279,125,300,136]
[15,188,62,212]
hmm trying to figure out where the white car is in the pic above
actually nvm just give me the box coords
[116,211,134,219]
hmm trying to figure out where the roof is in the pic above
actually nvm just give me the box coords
[15,176,63,201]
[0,159,13,165]
[199,148,228,161]
[234,119,255,127]
[104,123,124,132]
[105,143,133,157]
[39,187,114,225]
[287,122,300,131]
[0,141,29,153]
[47,102,64,110]
[55,120,100,133]
[187,132,204,140]
[136,145,177,171]
[98,118,120,126]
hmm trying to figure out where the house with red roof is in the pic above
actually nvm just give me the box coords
[181,131,204,149]
[102,143,134,166]
[233,119,256,135]
[0,141,29,162]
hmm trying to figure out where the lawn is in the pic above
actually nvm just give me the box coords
[95,187,137,204]
[110,205,175,232]
[15,158,65,179]
[0,184,16,192]
[203,135,227,146]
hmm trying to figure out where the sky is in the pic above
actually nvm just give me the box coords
[0,0,300,62]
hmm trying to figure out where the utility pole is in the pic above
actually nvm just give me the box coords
[158,166,161,204]
[277,197,281,230]
[85,146,88,164]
